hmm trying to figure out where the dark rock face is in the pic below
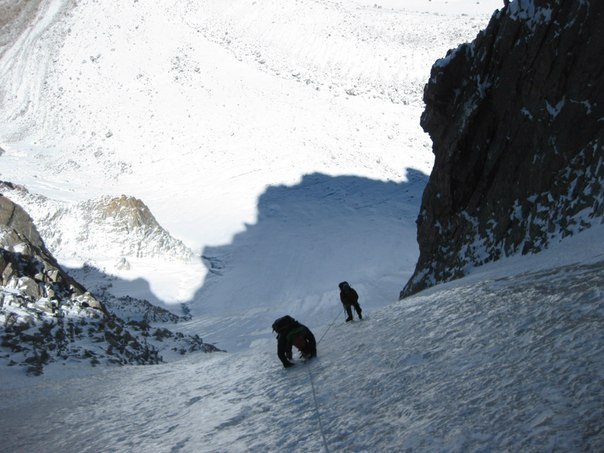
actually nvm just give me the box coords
[0,194,92,303]
[0,195,219,375]
[402,0,604,297]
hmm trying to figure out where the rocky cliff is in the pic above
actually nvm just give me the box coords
[0,195,218,375]
[0,194,103,312]
[402,0,603,297]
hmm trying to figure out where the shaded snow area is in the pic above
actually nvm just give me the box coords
[1,226,603,452]
[183,170,428,352]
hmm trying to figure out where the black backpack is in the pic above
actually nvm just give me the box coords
[272,315,297,333]
[339,281,352,293]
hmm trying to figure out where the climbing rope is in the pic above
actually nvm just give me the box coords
[316,308,344,344]
[305,308,343,453]
[307,366,330,453]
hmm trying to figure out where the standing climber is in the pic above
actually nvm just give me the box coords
[338,281,362,322]
[272,315,317,368]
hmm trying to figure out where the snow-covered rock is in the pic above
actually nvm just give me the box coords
[402,0,604,297]
[0,195,219,375]
[0,181,194,268]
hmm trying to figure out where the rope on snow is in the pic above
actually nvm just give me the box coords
[316,307,344,344]
[307,366,330,453]
[305,307,343,453]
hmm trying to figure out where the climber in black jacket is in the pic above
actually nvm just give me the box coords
[339,281,362,322]
[272,315,316,368]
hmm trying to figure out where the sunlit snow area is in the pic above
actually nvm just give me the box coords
[0,0,492,307]
[1,0,603,451]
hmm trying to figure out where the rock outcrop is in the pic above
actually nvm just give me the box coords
[402,0,603,297]
[0,194,98,309]
[0,195,218,375]
[0,182,194,270]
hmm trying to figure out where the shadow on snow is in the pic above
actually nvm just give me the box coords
[64,169,428,351]
[186,169,428,350]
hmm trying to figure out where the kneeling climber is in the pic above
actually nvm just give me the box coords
[272,315,316,368]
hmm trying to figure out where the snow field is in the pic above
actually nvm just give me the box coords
[0,0,498,307]
[6,2,601,452]
[1,226,602,451]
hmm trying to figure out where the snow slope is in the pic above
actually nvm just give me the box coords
[0,0,495,308]
[2,1,603,451]
[1,225,602,452]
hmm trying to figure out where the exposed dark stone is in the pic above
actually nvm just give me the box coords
[402,0,604,297]
[0,195,101,309]
[0,195,221,374]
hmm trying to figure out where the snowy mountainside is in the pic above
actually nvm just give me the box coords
[177,0,488,105]
[0,181,203,304]
[0,181,193,264]
[1,225,602,451]
[0,0,527,357]
[0,194,219,375]
[0,1,42,58]
[0,0,497,307]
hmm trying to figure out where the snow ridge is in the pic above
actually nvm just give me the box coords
[0,182,194,265]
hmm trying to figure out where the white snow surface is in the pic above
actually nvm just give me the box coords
[1,225,603,452]
[0,0,494,306]
[3,1,604,451]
